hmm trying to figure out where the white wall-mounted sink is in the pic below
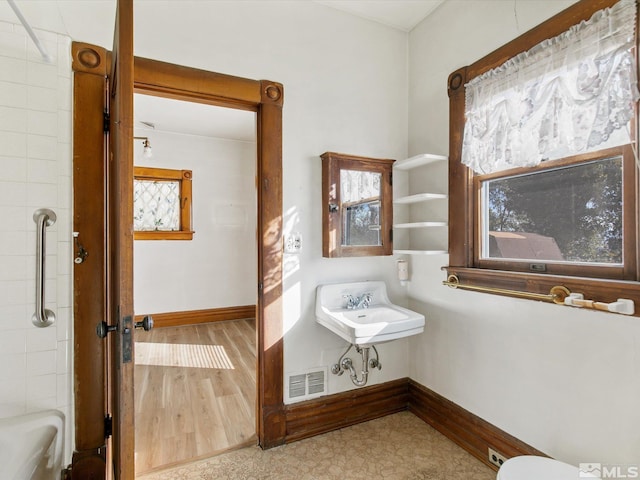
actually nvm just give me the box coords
[315,281,425,346]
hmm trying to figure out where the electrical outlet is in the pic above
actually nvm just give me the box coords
[488,447,507,468]
[283,233,302,253]
[293,233,302,251]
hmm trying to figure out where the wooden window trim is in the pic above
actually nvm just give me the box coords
[446,0,640,315]
[133,166,194,240]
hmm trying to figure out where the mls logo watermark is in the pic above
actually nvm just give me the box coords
[579,463,639,479]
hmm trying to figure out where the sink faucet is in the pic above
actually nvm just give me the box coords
[343,294,357,309]
[344,293,372,309]
[356,293,372,309]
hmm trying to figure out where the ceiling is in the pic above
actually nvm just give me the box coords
[0,1,445,38]
[0,0,445,140]
[134,94,257,142]
[314,0,444,32]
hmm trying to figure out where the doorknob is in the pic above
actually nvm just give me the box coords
[135,315,153,331]
[96,321,117,339]
[96,316,134,363]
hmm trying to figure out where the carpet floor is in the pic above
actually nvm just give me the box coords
[138,411,496,479]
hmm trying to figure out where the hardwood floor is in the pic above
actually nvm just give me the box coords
[134,319,257,476]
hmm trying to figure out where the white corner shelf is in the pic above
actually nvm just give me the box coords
[393,153,449,256]
[393,193,447,205]
[393,249,448,256]
[394,221,447,229]
[393,153,447,171]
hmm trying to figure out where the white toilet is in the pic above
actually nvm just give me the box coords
[497,455,593,479]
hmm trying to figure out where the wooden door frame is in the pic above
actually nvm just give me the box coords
[71,42,285,475]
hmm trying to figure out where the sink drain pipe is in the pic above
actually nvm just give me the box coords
[331,344,381,387]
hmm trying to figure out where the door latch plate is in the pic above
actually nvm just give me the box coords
[122,315,132,363]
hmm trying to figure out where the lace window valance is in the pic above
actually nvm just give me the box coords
[462,0,639,175]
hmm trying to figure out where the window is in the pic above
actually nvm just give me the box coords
[484,158,622,264]
[447,0,640,310]
[133,166,194,240]
[475,145,635,279]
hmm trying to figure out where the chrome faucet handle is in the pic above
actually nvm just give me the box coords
[356,292,373,309]
[343,294,356,309]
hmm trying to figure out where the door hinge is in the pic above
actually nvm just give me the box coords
[103,111,110,133]
[390,228,393,242]
[104,414,112,439]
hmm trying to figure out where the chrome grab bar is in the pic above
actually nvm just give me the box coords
[32,208,56,327]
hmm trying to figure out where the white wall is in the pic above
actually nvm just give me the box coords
[128,1,411,397]
[0,21,73,461]
[408,0,640,466]
[4,0,636,470]
[133,128,257,315]
[0,2,408,462]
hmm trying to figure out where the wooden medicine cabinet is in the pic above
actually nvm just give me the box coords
[321,152,394,257]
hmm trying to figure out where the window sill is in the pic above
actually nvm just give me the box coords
[442,266,640,318]
[134,231,194,241]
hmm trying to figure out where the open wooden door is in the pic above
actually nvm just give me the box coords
[107,0,135,477]
[72,2,284,475]
[70,0,135,477]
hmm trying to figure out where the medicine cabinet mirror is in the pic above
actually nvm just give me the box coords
[321,152,394,257]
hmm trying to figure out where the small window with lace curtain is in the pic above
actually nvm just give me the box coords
[133,166,194,240]
[447,0,640,308]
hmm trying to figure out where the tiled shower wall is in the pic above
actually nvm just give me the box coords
[0,20,73,460]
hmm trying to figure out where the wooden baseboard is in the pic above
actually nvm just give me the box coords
[135,305,256,328]
[283,377,545,470]
[285,378,409,443]
[407,379,547,470]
